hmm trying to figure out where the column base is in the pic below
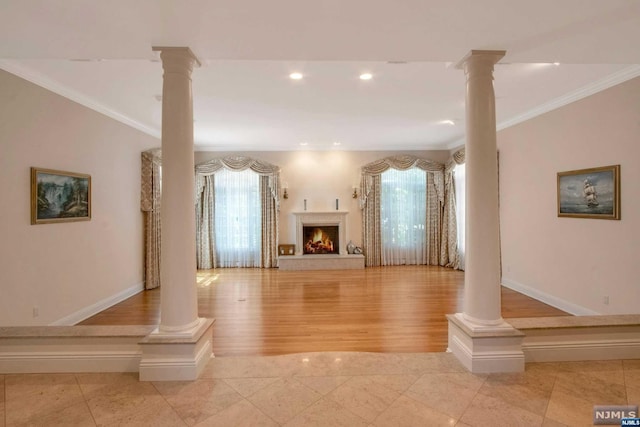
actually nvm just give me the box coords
[139,318,214,381]
[447,313,525,373]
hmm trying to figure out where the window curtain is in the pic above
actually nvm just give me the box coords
[140,148,162,289]
[359,155,445,267]
[380,168,427,265]
[213,168,261,267]
[445,147,465,270]
[195,156,280,269]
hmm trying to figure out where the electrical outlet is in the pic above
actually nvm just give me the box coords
[602,296,609,305]
[33,306,39,318]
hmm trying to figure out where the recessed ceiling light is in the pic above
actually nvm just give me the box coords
[441,120,455,126]
[553,62,561,66]
[359,73,373,80]
[299,142,308,146]
[333,141,341,146]
[289,72,303,80]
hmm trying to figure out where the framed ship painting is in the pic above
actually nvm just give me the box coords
[557,165,620,220]
[31,167,91,224]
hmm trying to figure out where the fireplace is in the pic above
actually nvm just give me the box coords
[293,212,347,256]
[279,211,364,270]
[303,225,339,255]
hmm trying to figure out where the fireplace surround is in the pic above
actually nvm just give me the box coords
[278,211,364,270]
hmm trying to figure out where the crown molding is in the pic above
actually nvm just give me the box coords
[0,60,161,140]
[497,64,640,131]
[445,64,640,150]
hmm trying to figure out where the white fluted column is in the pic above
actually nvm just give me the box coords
[140,47,214,381]
[461,50,505,327]
[447,50,524,373]
[154,46,201,333]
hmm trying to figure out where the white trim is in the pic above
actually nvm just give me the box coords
[0,350,141,373]
[50,282,145,326]
[522,339,640,362]
[501,278,599,316]
[139,339,212,381]
[446,65,640,150]
[497,65,640,131]
[0,60,161,139]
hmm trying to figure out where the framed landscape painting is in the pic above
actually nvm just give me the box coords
[557,165,620,220]
[31,167,91,224]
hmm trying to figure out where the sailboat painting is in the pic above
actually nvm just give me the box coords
[557,165,620,219]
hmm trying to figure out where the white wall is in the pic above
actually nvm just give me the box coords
[497,76,640,315]
[195,150,450,251]
[0,70,160,326]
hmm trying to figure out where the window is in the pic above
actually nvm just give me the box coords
[380,167,427,265]
[214,168,261,267]
[454,163,466,269]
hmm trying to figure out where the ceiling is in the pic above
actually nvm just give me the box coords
[1,0,639,151]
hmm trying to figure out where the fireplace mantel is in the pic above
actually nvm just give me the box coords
[293,211,348,255]
[278,211,364,270]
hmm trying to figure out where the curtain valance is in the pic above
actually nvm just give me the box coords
[195,156,281,208]
[359,155,445,210]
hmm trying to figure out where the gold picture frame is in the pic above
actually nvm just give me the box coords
[557,165,620,220]
[31,167,92,224]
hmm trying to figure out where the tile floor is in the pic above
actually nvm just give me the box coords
[1,352,638,426]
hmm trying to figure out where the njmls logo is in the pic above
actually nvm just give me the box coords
[593,405,638,425]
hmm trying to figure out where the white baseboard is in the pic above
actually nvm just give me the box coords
[0,351,141,373]
[523,339,640,363]
[501,278,599,316]
[50,282,144,326]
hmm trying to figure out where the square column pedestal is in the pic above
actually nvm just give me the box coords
[447,313,525,373]
[139,318,214,381]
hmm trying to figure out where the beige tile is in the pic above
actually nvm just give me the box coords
[0,375,4,427]
[477,370,556,416]
[222,377,279,397]
[553,371,627,404]
[623,359,640,370]
[542,417,570,426]
[5,374,86,426]
[405,372,486,419]
[76,372,144,400]
[459,393,544,427]
[545,388,597,426]
[373,395,456,427]
[556,360,626,385]
[627,384,640,406]
[202,355,296,379]
[392,352,467,375]
[11,401,95,427]
[153,379,243,426]
[193,399,277,427]
[248,377,322,424]
[294,376,351,395]
[328,374,418,422]
[77,373,185,426]
[284,397,369,427]
[624,361,640,385]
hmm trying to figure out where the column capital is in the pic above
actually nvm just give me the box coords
[455,50,506,71]
[152,46,201,72]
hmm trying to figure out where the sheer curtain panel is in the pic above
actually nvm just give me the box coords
[213,168,261,267]
[380,168,427,265]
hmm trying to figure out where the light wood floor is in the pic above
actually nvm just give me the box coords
[80,266,569,356]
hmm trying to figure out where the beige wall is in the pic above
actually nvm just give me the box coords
[195,150,450,250]
[0,70,159,326]
[497,76,640,315]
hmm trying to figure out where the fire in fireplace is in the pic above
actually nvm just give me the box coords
[303,226,339,254]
